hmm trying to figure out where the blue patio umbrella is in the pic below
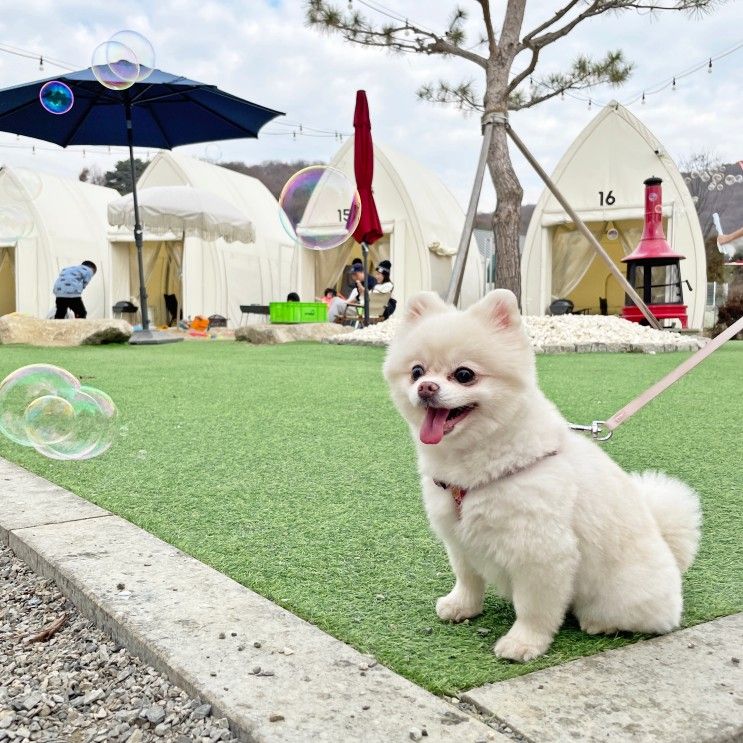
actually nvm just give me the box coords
[0,68,283,338]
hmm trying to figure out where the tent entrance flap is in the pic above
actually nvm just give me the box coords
[551,220,643,315]
[111,240,183,326]
[312,236,390,296]
[0,246,15,316]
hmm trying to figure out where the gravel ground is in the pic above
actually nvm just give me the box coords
[0,545,239,743]
[324,314,707,353]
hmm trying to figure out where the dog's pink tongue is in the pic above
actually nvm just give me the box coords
[420,407,449,445]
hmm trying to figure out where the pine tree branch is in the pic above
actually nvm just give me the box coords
[475,0,498,54]
[526,0,719,50]
[306,1,488,67]
[521,0,583,46]
[418,80,484,112]
[510,51,633,110]
[508,47,540,93]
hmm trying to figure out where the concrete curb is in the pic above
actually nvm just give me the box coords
[0,457,502,743]
[463,614,743,743]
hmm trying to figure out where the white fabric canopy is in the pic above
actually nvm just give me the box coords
[108,186,255,244]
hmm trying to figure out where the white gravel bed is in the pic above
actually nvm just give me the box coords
[324,314,707,353]
[0,545,238,743]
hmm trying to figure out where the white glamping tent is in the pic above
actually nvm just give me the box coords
[109,152,296,327]
[295,138,483,309]
[0,167,116,319]
[521,102,706,328]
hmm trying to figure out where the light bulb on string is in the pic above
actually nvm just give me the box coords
[708,58,712,73]
[672,78,676,91]
[588,98,592,110]
[641,92,646,105]
[38,56,44,71]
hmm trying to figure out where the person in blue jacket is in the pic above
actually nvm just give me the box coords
[52,260,97,319]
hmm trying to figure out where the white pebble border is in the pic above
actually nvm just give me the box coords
[324,314,707,353]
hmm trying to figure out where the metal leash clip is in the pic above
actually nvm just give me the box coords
[569,421,612,441]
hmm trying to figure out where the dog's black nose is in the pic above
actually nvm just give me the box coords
[418,381,440,400]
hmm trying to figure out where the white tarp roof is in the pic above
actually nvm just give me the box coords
[108,186,256,244]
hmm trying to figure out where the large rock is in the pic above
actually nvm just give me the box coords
[0,313,132,346]
[235,322,352,345]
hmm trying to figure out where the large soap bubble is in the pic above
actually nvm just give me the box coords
[109,30,156,82]
[0,364,117,460]
[91,41,138,91]
[279,166,361,251]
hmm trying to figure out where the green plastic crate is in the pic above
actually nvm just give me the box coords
[269,301,328,324]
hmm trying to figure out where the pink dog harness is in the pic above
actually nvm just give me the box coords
[434,450,559,519]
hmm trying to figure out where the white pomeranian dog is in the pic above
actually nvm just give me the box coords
[383,289,701,662]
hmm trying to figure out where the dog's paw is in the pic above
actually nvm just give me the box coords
[579,620,618,636]
[435,591,483,623]
[493,626,551,662]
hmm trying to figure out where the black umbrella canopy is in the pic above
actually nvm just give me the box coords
[0,67,283,148]
[0,68,283,337]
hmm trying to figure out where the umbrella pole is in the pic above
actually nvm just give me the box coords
[361,241,370,326]
[125,102,150,332]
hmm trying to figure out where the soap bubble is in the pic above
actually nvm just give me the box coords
[6,168,43,202]
[91,41,138,90]
[39,81,74,115]
[690,171,699,180]
[0,364,117,459]
[109,30,155,81]
[707,184,716,191]
[0,206,34,241]
[279,166,361,250]
[700,172,711,182]
[23,395,76,446]
[712,172,723,183]
[654,205,663,214]
[736,175,743,184]
[716,183,723,191]
[0,365,79,446]
[32,386,118,461]
[724,175,736,186]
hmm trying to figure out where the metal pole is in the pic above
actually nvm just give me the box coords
[361,241,370,326]
[504,122,662,330]
[446,112,501,305]
[125,101,150,332]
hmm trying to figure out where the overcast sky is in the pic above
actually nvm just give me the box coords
[0,0,740,208]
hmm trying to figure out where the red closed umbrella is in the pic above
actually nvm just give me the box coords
[352,90,383,325]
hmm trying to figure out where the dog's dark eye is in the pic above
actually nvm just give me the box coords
[411,364,425,381]
[453,367,475,384]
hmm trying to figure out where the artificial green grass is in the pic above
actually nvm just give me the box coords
[0,341,740,695]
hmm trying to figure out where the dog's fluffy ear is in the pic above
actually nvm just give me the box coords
[403,292,451,325]
[469,289,521,330]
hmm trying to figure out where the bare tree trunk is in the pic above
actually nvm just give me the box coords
[487,122,523,302]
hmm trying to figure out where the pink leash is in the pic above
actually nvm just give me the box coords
[572,315,743,441]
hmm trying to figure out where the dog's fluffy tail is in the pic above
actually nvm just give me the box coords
[632,470,702,573]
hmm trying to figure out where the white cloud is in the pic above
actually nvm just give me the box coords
[0,0,740,210]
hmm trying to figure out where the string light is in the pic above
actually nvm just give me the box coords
[588,98,592,110]
[38,56,44,71]
[641,92,646,104]
[541,38,743,109]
